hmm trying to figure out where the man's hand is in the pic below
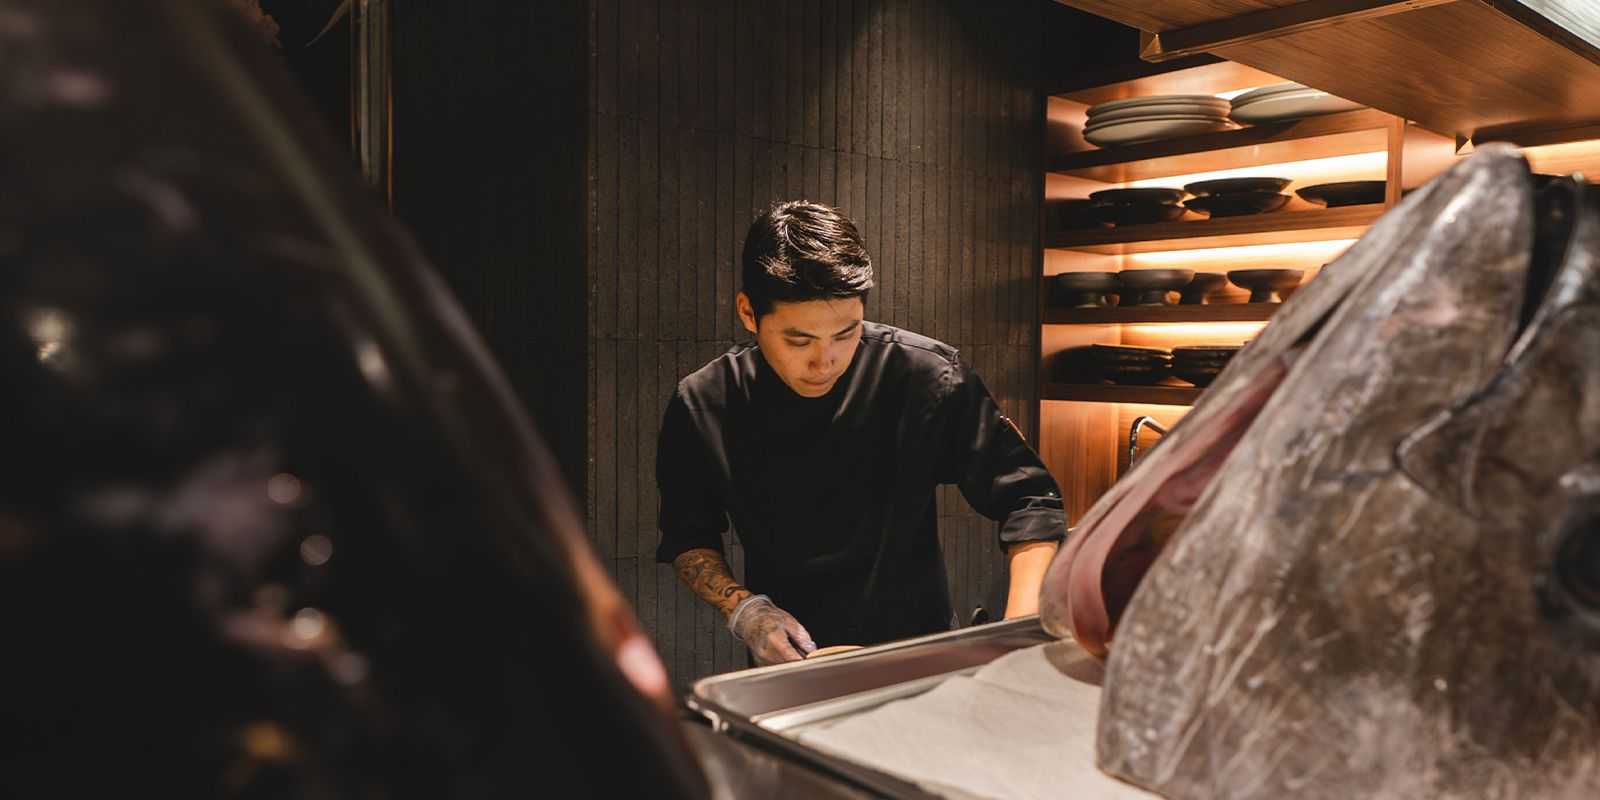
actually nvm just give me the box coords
[1004,540,1059,619]
[728,594,816,665]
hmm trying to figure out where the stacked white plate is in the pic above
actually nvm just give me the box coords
[1083,94,1232,147]
[1229,82,1367,124]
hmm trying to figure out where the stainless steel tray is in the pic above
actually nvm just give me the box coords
[688,617,1056,798]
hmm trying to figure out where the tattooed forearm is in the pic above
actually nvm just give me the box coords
[672,548,752,618]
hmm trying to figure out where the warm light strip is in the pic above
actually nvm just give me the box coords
[1123,239,1357,267]
[1519,140,1600,178]
[1118,403,1194,418]
[1121,322,1269,340]
[1124,151,1388,190]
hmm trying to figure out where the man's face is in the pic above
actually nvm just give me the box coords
[737,293,864,398]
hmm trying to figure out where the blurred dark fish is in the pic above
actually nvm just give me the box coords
[1040,147,1600,798]
[0,1,705,797]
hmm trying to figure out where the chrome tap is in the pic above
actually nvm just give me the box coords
[1128,415,1168,466]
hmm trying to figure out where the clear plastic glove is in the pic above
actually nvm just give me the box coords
[727,594,816,666]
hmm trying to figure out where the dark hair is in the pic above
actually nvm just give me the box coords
[740,201,874,318]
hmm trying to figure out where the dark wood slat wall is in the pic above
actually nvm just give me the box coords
[391,1,590,493]
[591,0,1049,687]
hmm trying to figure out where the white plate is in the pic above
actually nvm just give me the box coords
[1087,94,1227,117]
[1228,82,1309,106]
[1084,116,1234,146]
[1084,113,1230,133]
[1229,90,1366,124]
[1087,103,1230,125]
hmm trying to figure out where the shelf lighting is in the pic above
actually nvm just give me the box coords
[1518,140,1600,179]
[1122,239,1356,268]
[1123,151,1388,189]
[1121,322,1268,347]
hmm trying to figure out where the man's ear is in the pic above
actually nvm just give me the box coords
[736,292,759,335]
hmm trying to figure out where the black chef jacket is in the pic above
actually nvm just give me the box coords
[654,322,1065,647]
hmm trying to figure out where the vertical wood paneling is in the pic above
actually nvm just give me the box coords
[851,0,869,156]
[585,0,1048,689]
[694,130,716,341]
[619,112,640,337]
[716,132,737,342]
[596,339,618,574]
[617,337,639,594]
[835,0,854,155]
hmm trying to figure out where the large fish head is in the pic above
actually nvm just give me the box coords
[1081,156,1600,797]
[0,2,705,797]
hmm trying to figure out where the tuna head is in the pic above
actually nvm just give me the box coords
[1041,145,1600,798]
[0,2,706,798]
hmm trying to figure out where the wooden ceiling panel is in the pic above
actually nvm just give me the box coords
[1054,0,1600,139]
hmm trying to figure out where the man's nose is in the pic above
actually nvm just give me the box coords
[811,343,833,370]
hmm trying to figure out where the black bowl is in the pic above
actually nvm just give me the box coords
[1295,180,1386,207]
[1184,191,1290,218]
[1227,269,1304,303]
[1173,367,1224,387]
[1179,272,1229,305]
[1085,343,1172,365]
[1050,271,1119,308]
[1184,177,1292,196]
[1116,269,1195,306]
[1104,363,1174,385]
[1089,187,1186,206]
[1056,345,1169,383]
[1091,202,1188,227]
[1171,345,1241,359]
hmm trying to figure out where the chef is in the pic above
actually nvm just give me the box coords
[655,201,1066,666]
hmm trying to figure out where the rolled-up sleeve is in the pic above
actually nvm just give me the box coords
[936,362,1067,546]
[655,390,730,564]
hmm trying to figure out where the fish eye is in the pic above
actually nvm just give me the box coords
[1537,495,1600,651]
[1554,509,1600,610]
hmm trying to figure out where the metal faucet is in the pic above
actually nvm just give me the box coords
[1128,415,1168,466]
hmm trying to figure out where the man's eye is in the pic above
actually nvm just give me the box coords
[786,339,810,348]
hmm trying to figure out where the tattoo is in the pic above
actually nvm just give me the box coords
[673,548,752,617]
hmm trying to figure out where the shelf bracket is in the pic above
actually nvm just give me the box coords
[1139,0,1459,62]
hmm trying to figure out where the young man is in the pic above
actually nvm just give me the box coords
[655,201,1065,666]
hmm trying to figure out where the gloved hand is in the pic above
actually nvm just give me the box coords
[727,594,816,666]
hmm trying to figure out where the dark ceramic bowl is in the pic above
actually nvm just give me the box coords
[1056,344,1169,383]
[1046,198,1102,231]
[1228,268,1304,303]
[1091,202,1188,227]
[1179,272,1229,305]
[1104,363,1174,385]
[1116,268,1195,306]
[1183,177,1292,196]
[1184,190,1290,218]
[1050,271,1120,308]
[1088,187,1186,206]
[1295,180,1385,207]
[1086,343,1172,365]
[1171,344,1241,358]
[1173,366,1224,387]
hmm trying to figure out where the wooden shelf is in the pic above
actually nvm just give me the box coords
[1044,302,1278,325]
[1050,109,1393,183]
[1052,59,1279,107]
[1043,383,1202,406]
[1045,203,1381,254]
[1047,53,1223,97]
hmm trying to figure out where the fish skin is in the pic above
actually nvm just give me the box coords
[1037,143,1520,655]
[1088,147,1600,798]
